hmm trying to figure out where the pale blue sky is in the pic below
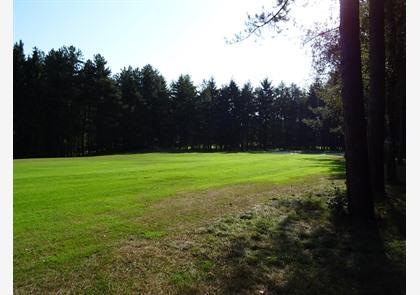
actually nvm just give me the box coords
[13,0,337,87]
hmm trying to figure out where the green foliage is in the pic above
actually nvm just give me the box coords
[170,74,198,147]
[326,184,349,218]
[14,41,345,158]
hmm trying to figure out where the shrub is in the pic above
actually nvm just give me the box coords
[326,184,349,218]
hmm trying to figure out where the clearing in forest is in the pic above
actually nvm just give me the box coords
[14,152,347,293]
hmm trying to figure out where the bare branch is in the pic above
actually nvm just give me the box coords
[303,27,339,46]
[229,0,291,44]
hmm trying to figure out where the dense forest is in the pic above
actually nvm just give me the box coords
[13,42,344,158]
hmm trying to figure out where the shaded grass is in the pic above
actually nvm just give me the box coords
[189,183,406,295]
[14,152,342,292]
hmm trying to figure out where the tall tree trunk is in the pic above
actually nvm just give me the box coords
[339,0,375,220]
[396,1,406,165]
[367,0,386,199]
[384,0,398,183]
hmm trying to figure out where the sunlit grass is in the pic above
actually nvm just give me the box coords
[13,152,342,291]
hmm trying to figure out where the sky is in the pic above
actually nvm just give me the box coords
[13,0,338,88]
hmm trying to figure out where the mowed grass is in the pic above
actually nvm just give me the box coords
[13,152,342,292]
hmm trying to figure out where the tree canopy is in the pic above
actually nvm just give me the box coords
[13,42,343,158]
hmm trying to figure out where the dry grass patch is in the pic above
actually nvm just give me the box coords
[134,179,323,234]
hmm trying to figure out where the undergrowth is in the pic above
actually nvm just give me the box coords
[181,182,406,295]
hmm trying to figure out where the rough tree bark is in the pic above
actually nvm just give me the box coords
[339,0,375,220]
[367,0,386,198]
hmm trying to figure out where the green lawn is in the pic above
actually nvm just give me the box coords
[14,152,343,292]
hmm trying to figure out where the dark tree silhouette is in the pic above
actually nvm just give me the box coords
[13,41,27,158]
[367,0,386,199]
[255,79,276,149]
[14,41,346,158]
[170,75,197,148]
[339,0,375,220]
[384,0,405,183]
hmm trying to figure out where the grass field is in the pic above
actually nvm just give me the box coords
[14,152,404,294]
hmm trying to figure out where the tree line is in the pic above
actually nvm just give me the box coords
[13,42,343,158]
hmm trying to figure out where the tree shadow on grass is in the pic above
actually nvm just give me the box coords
[300,156,346,180]
[211,195,405,295]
